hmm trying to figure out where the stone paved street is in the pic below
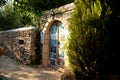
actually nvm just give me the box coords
[0,55,64,80]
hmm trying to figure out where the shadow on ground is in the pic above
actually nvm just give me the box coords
[0,55,63,80]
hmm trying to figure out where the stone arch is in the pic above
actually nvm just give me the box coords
[42,19,62,67]
[41,2,74,68]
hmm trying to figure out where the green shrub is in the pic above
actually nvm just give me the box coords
[66,0,111,80]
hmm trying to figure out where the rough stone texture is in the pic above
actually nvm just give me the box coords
[41,3,74,67]
[0,47,4,57]
[0,26,36,65]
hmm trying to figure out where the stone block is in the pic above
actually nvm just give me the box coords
[42,53,49,60]
[43,45,49,53]
[42,59,48,67]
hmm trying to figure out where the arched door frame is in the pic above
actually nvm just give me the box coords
[42,20,61,67]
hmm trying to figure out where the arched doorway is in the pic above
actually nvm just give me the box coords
[42,20,68,68]
[49,21,66,68]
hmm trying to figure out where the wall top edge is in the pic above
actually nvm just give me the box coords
[0,26,36,33]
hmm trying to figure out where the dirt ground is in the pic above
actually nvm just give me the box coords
[0,55,64,80]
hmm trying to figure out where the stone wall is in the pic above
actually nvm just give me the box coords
[0,26,36,65]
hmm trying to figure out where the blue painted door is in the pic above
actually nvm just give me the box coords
[50,23,65,67]
[50,24,57,67]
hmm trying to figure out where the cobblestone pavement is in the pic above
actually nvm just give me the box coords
[0,55,64,80]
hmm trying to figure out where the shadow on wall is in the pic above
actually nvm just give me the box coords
[32,30,42,65]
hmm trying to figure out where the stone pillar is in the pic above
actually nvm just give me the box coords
[42,32,49,67]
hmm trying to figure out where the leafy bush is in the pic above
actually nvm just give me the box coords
[0,3,21,31]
